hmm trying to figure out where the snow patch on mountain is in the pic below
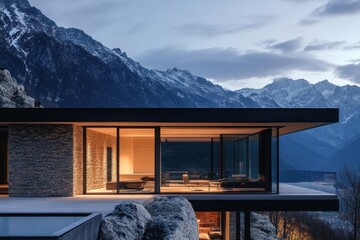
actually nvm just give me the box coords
[11,3,26,27]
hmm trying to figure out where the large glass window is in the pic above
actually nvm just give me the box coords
[85,127,154,194]
[161,137,216,192]
[196,212,223,240]
[86,128,117,193]
[272,128,279,193]
[221,133,266,192]
[161,128,271,193]
[84,126,277,194]
[119,129,154,193]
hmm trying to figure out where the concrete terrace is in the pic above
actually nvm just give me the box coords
[0,184,338,214]
[0,195,153,215]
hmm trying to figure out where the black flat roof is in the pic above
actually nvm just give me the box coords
[0,108,339,122]
[0,108,339,135]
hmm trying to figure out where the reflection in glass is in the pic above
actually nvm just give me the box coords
[161,128,270,193]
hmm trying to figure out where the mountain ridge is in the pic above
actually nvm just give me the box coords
[0,0,258,108]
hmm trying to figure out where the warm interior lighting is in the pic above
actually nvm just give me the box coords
[161,127,264,138]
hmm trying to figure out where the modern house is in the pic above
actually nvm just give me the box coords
[0,108,339,239]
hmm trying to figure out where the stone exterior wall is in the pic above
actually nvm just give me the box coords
[86,129,116,191]
[8,125,74,197]
[73,125,83,196]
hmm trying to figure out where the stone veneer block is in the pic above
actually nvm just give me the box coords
[86,129,116,192]
[73,125,84,196]
[8,125,75,197]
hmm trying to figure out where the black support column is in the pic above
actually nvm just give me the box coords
[244,211,251,240]
[82,127,87,194]
[259,129,272,192]
[155,127,161,193]
[116,127,120,194]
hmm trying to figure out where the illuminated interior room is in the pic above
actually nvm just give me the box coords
[86,127,155,193]
[160,127,277,193]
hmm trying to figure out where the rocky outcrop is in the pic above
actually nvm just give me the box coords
[250,212,277,240]
[143,196,198,240]
[0,69,41,108]
[98,201,151,240]
[99,197,198,240]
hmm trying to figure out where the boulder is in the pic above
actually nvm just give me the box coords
[98,201,151,240]
[0,69,42,108]
[143,196,198,240]
[250,212,277,240]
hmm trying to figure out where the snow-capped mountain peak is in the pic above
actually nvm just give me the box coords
[314,80,337,99]
[0,0,258,108]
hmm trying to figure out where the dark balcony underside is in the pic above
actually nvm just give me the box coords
[187,197,338,211]
[182,183,339,211]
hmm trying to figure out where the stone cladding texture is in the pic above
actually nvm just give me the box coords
[8,125,75,197]
[73,125,83,196]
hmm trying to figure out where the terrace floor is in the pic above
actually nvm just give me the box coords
[0,183,338,214]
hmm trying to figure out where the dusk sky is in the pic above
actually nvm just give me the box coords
[29,0,360,90]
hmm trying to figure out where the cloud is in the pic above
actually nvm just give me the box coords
[313,0,360,16]
[29,0,130,30]
[336,63,360,83]
[348,58,360,63]
[304,40,346,51]
[177,18,272,37]
[268,37,303,52]
[138,47,332,81]
[282,0,323,2]
[344,41,360,50]
[301,0,360,24]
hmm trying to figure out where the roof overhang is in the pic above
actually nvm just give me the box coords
[0,108,339,135]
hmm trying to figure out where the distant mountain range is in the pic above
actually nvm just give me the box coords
[1,0,359,172]
[239,79,360,171]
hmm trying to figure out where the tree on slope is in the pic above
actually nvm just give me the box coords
[338,167,360,240]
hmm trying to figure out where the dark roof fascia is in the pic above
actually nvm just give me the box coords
[189,198,339,211]
[0,108,339,124]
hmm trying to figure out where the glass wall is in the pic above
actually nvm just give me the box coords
[161,138,216,192]
[85,127,154,193]
[119,129,154,193]
[86,128,117,193]
[248,134,260,180]
[272,128,279,193]
[221,133,265,192]
[196,212,222,240]
[161,128,271,193]
[85,126,277,194]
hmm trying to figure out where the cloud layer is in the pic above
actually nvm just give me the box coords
[336,63,360,83]
[177,17,273,37]
[304,40,346,51]
[268,37,303,52]
[301,0,360,24]
[138,47,332,81]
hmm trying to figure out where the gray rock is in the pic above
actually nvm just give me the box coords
[0,69,42,108]
[98,201,151,240]
[143,196,198,240]
[250,212,277,240]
